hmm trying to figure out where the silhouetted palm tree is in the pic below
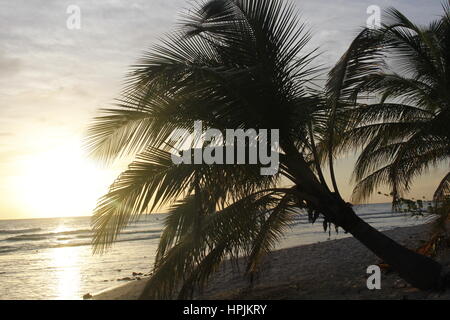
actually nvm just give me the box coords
[86,0,445,298]
[327,3,450,205]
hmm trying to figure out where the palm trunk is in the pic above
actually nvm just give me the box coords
[281,145,444,290]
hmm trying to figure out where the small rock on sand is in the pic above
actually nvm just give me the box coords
[83,293,92,300]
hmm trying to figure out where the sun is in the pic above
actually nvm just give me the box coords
[12,139,115,218]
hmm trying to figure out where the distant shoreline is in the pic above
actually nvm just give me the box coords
[93,222,450,300]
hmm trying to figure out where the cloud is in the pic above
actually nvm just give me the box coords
[0,0,445,134]
[0,51,22,77]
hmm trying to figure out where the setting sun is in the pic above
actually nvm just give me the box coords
[12,139,114,218]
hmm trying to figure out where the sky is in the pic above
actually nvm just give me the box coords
[0,0,448,219]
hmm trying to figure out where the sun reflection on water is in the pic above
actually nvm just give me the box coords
[50,246,82,299]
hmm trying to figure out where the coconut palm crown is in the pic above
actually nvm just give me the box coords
[327,2,450,204]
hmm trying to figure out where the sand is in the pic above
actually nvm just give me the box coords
[93,223,450,300]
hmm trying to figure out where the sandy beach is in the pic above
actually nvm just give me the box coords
[93,223,450,300]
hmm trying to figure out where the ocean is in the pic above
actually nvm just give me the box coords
[0,203,430,300]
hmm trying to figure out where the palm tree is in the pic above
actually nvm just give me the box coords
[85,0,445,298]
[327,3,450,206]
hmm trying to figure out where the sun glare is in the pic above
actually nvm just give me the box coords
[12,139,114,219]
[51,245,82,299]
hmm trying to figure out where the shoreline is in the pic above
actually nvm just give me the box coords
[93,223,450,300]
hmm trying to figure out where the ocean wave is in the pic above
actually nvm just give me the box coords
[50,229,92,236]
[52,234,161,248]
[5,234,48,241]
[1,227,163,243]
[0,228,42,235]
[0,245,20,254]
[1,230,163,253]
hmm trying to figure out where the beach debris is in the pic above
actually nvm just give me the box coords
[117,277,133,281]
[393,279,408,289]
[83,293,92,300]
[132,272,143,276]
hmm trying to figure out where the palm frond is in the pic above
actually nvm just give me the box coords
[141,188,295,299]
[352,134,449,202]
[434,172,450,203]
[246,192,296,275]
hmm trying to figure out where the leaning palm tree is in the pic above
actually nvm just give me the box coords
[326,2,450,260]
[86,0,445,299]
[328,2,450,205]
